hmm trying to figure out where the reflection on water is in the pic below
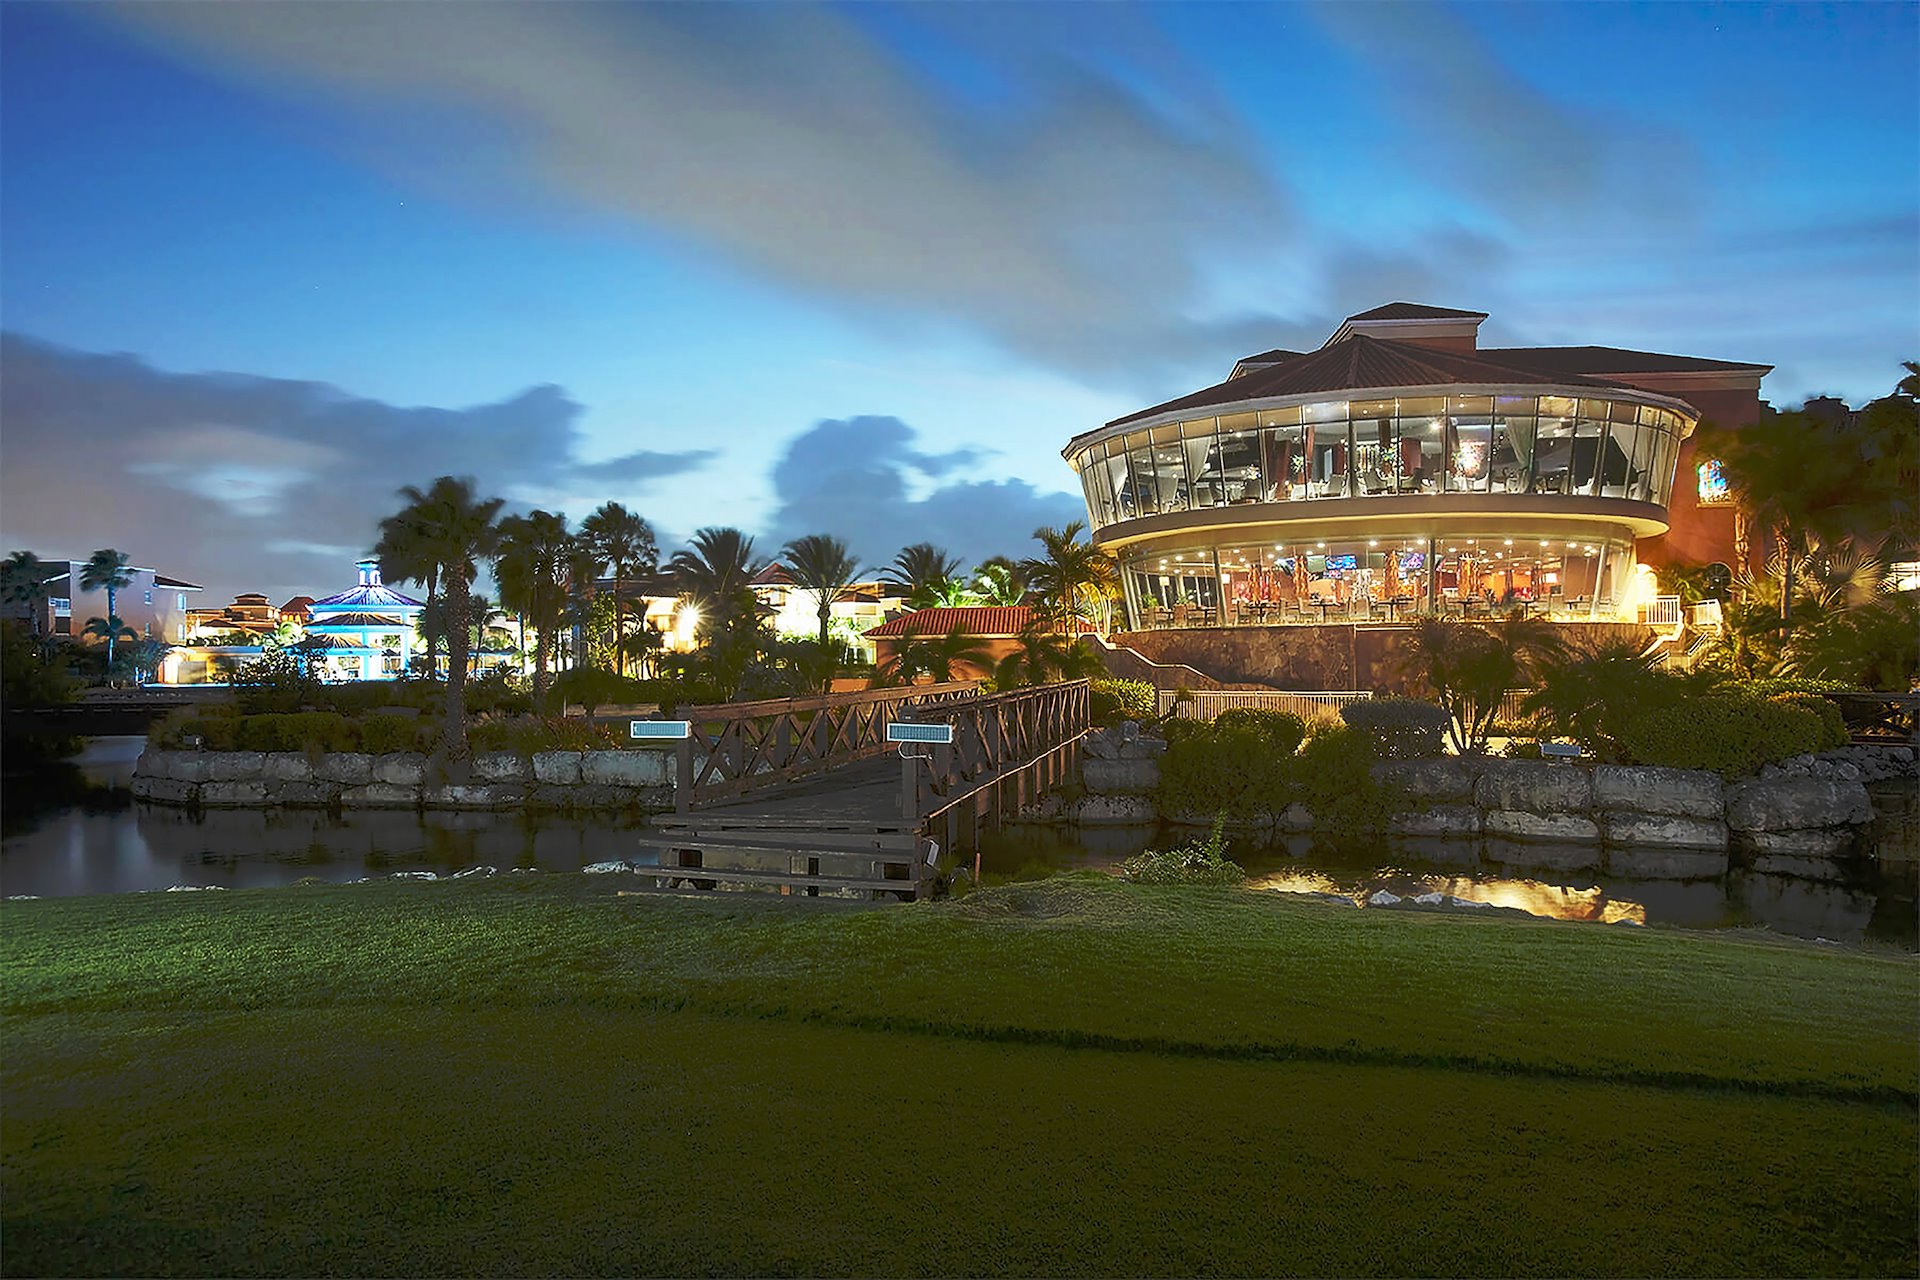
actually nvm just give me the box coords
[975,823,1916,949]
[4,738,1914,949]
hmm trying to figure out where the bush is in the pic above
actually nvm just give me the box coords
[1156,722,1280,819]
[232,712,358,753]
[1768,693,1850,750]
[1211,707,1307,754]
[1088,678,1156,725]
[359,714,430,755]
[1120,817,1245,886]
[1338,697,1448,759]
[467,716,621,754]
[1284,724,1387,832]
[150,705,240,750]
[465,670,535,717]
[1620,695,1833,777]
[1739,676,1859,697]
[232,649,317,714]
[1521,638,1702,763]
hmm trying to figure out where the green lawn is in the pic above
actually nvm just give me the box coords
[4,876,1916,1276]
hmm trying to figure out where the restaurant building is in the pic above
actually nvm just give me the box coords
[1064,303,1769,630]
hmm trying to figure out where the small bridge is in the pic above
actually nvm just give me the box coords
[637,679,1090,901]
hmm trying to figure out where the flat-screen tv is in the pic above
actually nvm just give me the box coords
[1325,553,1358,571]
[1398,551,1426,572]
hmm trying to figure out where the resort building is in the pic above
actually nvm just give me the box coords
[299,559,425,682]
[866,606,1091,681]
[1064,303,1769,630]
[9,560,204,643]
[751,565,910,663]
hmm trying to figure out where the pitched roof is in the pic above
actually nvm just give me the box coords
[307,583,423,611]
[1233,347,1303,367]
[865,606,1091,639]
[1105,333,1636,428]
[153,574,203,590]
[1342,302,1489,323]
[1477,346,1773,376]
[303,612,407,628]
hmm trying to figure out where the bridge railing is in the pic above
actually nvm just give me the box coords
[672,680,984,808]
[911,679,1090,823]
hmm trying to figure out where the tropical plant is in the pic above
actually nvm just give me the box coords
[1120,816,1245,886]
[79,549,135,672]
[883,543,965,609]
[0,551,52,644]
[878,626,992,686]
[579,502,657,678]
[1782,590,1920,690]
[973,556,1029,606]
[1400,615,1564,754]
[377,476,503,756]
[495,510,574,707]
[1520,633,1707,762]
[1021,522,1118,631]
[376,481,462,676]
[992,622,1104,688]
[782,534,863,660]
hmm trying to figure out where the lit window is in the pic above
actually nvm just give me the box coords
[177,593,187,610]
[145,588,153,605]
[1697,459,1731,505]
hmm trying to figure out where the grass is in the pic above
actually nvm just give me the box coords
[4,875,1916,1276]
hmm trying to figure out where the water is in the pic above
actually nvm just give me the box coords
[5,737,1915,948]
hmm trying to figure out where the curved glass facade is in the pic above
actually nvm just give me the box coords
[1070,394,1690,531]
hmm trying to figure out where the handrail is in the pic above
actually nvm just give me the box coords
[903,679,1090,822]
[683,680,981,721]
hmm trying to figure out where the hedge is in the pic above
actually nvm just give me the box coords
[1088,678,1157,725]
[1620,695,1835,777]
[1338,697,1448,759]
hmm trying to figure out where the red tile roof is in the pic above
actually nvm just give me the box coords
[1104,333,1637,428]
[864,606,1091,638]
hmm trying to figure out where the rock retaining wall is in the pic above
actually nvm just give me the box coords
[131,748,674,812]
[1058,726,1905,882]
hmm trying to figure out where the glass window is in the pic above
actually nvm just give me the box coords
[1262,421,1308,501]
[1354,408,1400,496]
[1492,414,1537,493]
[1182,418,1224,509]
[1627,412,1660,501]
[1303,400,1348,424]
[1599,418,1638,498]
[1532,409,1575,496]
[1216,413,1263,504]
[1697,458,1731,506]
[1100,443,1133,521]
[1448,397,1494,493]
[1572,412,1607,496]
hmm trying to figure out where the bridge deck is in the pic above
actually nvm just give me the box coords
[651,758,909,831]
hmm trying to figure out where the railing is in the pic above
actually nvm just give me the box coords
[1638,595,1684,628]
[911,680,1091,823]
[671,681,984,807]
[1161,687,1535,725]
[1824,692,1920,744]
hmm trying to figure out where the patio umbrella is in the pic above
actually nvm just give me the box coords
[1293,556,1311,601]
[1382,554,1401,600]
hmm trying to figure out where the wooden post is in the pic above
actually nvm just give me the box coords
[676,736,693,815]
[900,751,918,822]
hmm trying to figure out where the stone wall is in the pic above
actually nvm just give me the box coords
[131,748,674,812]
[1063,728,1898,882]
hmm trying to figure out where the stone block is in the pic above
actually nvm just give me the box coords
[200,780,269,807]
[374,753,426,786]
[1605,846,1727,880]
[1738,827,1859,858]
[1482,837,1600,872]
[156,750,212,783]
[267,780,338,807]
[425,784,519,810]
[1485,809,1601,844]
[206,751,265,782]
[1387,804,1480,837]
[1081,757,1161,796]
[532,751,583,785]
[131,776,198,804]
[1747,853,1854,882]
[1726,778,1873,831]
[339,782,420,808]
[1475,762,1591,814]
[1601,812,1728,850]
[582,750,671,788]
[1373,758,1481,804]
[262,753,315,782]
[1082,729,1119,760]
[1118,737,1168,759]
[1592,765,1722,817]
[1278,802,1316,832]
[1065,793,1157,825]
[315,753,374,785]
[134,749,177,781]
[472,752,529,784]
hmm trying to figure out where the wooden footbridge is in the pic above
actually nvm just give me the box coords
[635,679,1090,901]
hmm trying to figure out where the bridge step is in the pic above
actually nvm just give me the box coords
[644,828,921,857]
[646,864,917,895]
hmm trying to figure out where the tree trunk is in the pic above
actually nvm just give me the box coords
[105,585,117,671]
[1733,507,1752,581]
[1779,520,1795,634]
[613,570,625,678]
[534,623,551,710]
[442,573,472,760]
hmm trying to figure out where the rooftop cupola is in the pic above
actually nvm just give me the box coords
[356,558,383,587]
[1323,302,1488,355]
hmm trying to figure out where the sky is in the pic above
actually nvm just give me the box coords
[2,1,1916,603]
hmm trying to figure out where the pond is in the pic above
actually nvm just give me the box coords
[5,737,1915,949]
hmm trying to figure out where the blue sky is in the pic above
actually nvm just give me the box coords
[2,1,1915,600]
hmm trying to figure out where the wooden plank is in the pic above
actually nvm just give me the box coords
[639,836,921,860]
[649,866,918,894]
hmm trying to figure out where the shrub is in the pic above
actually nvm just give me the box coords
[467,716,621,754]
[150,705,239,750]
[1620,695,1833,777]
[1283,724,1387,832]
[232,649,317,714]
[1739,676,1859,697]
[233,712,358,754]
[1521,638,1703,763]
[359,714,430,755]
[1156,723,1284,819]
[1768,693,1850,750]
[465,670,535,717]
[1119,817,1245,886]
[1088,678,1156,725]
[1211,707,1307,754]
[1338,697,1448,759]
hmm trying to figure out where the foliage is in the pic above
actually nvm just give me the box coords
[580,501,658,678]
[78,548,135,672]
[359,714,433,755]
[495,508,574,705]
[0,550,52,643]
[1120,816,1245,886]
[782,533,863,669]
[1337,696,1448,759]
[1521,634,1705,763]
[464,669,536,717]
[1088,678,1156,725]
[992,622,1103,688]
[1211,707,1307,755]
[883,542,966,609]
[466,716,622,754]
[1739,675,1859,696]
[1767,694,1851,751]
[1021,521,1118,631]
[1619,695,1834,777]
[876,626,991,686]
[1399,616,1563,754]
[1780,591,1919,691]
[233,648,319,714]
[150,705,433,754]
[1156,720,1281,818]
[1,620,77,709]
[972,556,1028,606]
[1287,725,1388,832]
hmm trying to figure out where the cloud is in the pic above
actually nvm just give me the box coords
[108,2,1292,378]
[763,415,1085,571]
[0,333,712,601]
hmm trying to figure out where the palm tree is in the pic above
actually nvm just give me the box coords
[1,551,52,644]
[376,481,459,676]
[782,534,863,662]
[561,537,607,672]
[128,636,172,686]
[580,502,657,678]
[494,510,573,705]
[79,549,135,671]
[1021,522,1118,632]
[883,543,964,609]
[668,527,770,641]
[992,621,1105,688]
[377,477,503,756]
[879,625,993,686]
[973,556,1028,606]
